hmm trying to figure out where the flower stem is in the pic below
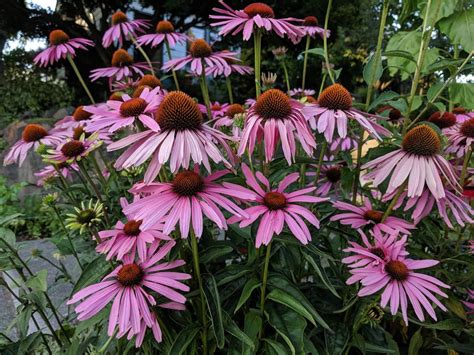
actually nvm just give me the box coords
[253,29,263,98]
[302,35,311,91]
[199,60,212,119]
[130,35,155,76]
[318,72,327,96]
[323,0,334,84]
[190,230,207,355]
[259,241,272,336]
[67,55,95,104]
[460,147,472,187]
[381,181,407,222]
[402,0,441,134]
[314,140,328,185]
[352,129,365,203]
[364,0,389,110]
[226,76,234,104]
[281,60,291,94]
[165,41,180,90]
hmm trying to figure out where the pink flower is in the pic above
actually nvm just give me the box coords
[90,49,150,82]
[68,241,190,346]
[290,16,330,44]
[227,164,327,247]
[210,1,303,41]
[289,88,316,98]
[205,52,253,77]
[85,86,163,133]
[3,124,66,166]
[331,198,415,235]
[445,118,474,158]
[44,134,102,164]
[452,107,474,123]
[362,124,460,200]
[304,84,390,142]
[237,89,316,165]
[342,229,408,268]
[462,290,474,315]
[124,168,253,239]
[34,29,94,67]
[97,198,171,262]
[34,162,78,186]
[102,11,150,48]
[108,91,235,183]
[329,136,358,153]
[162,39,238,76]
[306,156,343,197]
[346,246,449,324]
[136,20,188,48]
[198,101,229,119]
[382,186,474,229]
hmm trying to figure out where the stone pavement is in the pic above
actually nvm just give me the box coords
[0,239,80,339]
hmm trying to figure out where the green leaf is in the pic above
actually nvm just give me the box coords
[223,313,255,350]
[408,329,423,355]
[423,318,464,330]
[267,289,316,325]
[368,91,400,111]
[305,48,325,57]
[450,83,474,109]
[418,0,460,25]
[234,277,261,314]
[200,245,233,263]
[363,52,383,87]
[427,82,444,101]
[0,227,16,248]
[267,305,306,355]
[26,269,47,293]
[16,304,33,338]
[203,274,225,349]
[426,58,465,74]
[263,339,288,355]
[0,214,23,227]
[71,256,109,296]
[439,9,474,51]
[303,252,340,298]
[383,50,417,63]
[166,324,200,355]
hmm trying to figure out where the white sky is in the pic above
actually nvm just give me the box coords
[5,0,57,52]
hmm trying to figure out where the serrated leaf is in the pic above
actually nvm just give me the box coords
[203,274,225,349]
[439,9,474,51]
[418,0,460,25]
[368,91,400,111]
[450,83,474,109]
[234,277,261,313]
[427,82,444,101]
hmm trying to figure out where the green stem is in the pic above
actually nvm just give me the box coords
[91,154,108,187]
[364,0,389,111]
[130,35,154,75]
[190,231,207,355]
[98,330,117,353]
[253,29,263,98]
[165,41,180,90]
[226,76,234,104]
[53,165,77,204]
[259,242,272,336]
[199,60,212,119]
[460,148,472,187]
[281,60,291,94]
[314,140,328,185]
[318,72,327,96]
[381,181,407,222]
[52,206,83,270]
[323,0,334,84]
[67,55,95,104]
[352,129,365,203]
[449,45,460,112]
[302,35,311,91]
[402,0,440,134]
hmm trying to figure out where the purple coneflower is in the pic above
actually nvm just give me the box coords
[45,134,101,164]
[198,101,229,119]
[291,16,330,43]
[108,91,235,183]
[162,39,237,76]
[452,107,474,123]
[102,10,150,48]
[289,88,316,98]
[346,246,449,324]
[206,52,253,77]
[34,29,94,67]
[362,124,460,200]
[331,198,415,235]
[68,241,190,345]
[445,118,474,158]
[307,156,343,197]
[34,162,78,186]
[428,111,457,130]
[125,168,253,239]
[227,164,327,247]
[136,20,187,48]
[329,136,358,152]
[4,124,66,166]
[90,49,150,82]
[377,106,404,125]
[305,84,390,142]
[237,89,316,165]
[86,86,162,133]
[210,1,303,41]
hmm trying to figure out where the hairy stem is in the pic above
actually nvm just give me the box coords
[67,55,95,104]
[165,41,180,90]
[302,35,311,91]
[323,0,334,84]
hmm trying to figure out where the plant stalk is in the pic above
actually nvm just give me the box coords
[165,41,180,90]
[302,35,311,91]
[253,29,263,98]
[67,55,95,104]
[226,76,234,104]
[323,0,334,84]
